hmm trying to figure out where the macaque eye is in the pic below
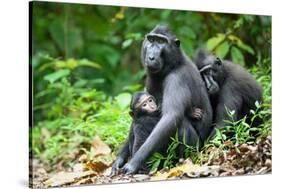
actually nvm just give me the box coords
[214,58,222,66]
[147,36,154,43]
[143,103,147,107]
[158,38,165,44]
[149,99,153,102]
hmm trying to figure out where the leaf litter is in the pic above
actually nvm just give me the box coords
[31,135,271,188]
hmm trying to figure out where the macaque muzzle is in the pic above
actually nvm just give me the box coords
[135,95,158,113]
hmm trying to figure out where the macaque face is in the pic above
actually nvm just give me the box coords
[135,94,158,113]
[199,57,222,95]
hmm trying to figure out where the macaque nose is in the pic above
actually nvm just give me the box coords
[149,56,155,61]
[150,104,156,110]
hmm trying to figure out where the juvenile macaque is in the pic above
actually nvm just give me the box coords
[111,91,203,175]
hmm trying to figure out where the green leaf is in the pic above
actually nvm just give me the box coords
[115,93,132,110]
[215,41,230,58]
[44,69,71,84]
[255,101,261,108]
[233,17,244,29]
[55,59,77,69]
[122,84,143,92]
[54,59,101,70]
[48,19,64,51]
[236,40,255,55]
[78,59,102,69]
[150,159,161,172]
[126,33,142,41]
[122,39,133,49]
[91,78,105,84]
[231,46,245,66]
[228,35,255,55]
[206,33,225,51]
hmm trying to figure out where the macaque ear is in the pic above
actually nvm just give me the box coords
[174,38,180,47]
[129,111,134,118]
[215,57,222,66]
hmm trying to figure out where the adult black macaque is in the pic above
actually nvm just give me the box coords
[119,25,213,174]
[110,91,204,176]
[195,49,263,136]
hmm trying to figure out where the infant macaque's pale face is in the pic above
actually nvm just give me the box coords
[136,94,158,113]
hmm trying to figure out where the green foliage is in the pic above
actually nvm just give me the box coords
[207,102,271,155]
[32,2,271,96]
[231,46,245,65]
[32,56,134,166]
[205,16,269,66]
[207,32,254,66]
[44,69,71,84]
[147,131,203,171]
[206,33,225,52]
[147,131,181,171]
[32,87,132,165]
[115,93,132,110]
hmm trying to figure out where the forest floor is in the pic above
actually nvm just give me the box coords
[31,135,271,188]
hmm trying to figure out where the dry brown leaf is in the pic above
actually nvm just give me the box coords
[91,136,111,157]
[78,154,88,162]
[223,140,233,146]
[43,170,96,187]
[151,172,169,181]
[84,153,113,173]
[73,177,92,186]
[151,159,220,181]
[85,161,109,173]
[264,159,272,168]
[73,163,86,172]
[102,167,112,176]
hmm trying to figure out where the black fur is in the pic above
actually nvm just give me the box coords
[195,49,263,136]
[121,25,213,174]
[110,92,160,176]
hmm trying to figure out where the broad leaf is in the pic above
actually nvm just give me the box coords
[231,46,245,66]
[236,40,255,55]
[228,35,255,55]
[215,41,230,58]
[44,69,70,84]
[122,39,133,49]
[206,33,225,51]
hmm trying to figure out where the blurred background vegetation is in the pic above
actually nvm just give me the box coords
[31,1,271,170]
